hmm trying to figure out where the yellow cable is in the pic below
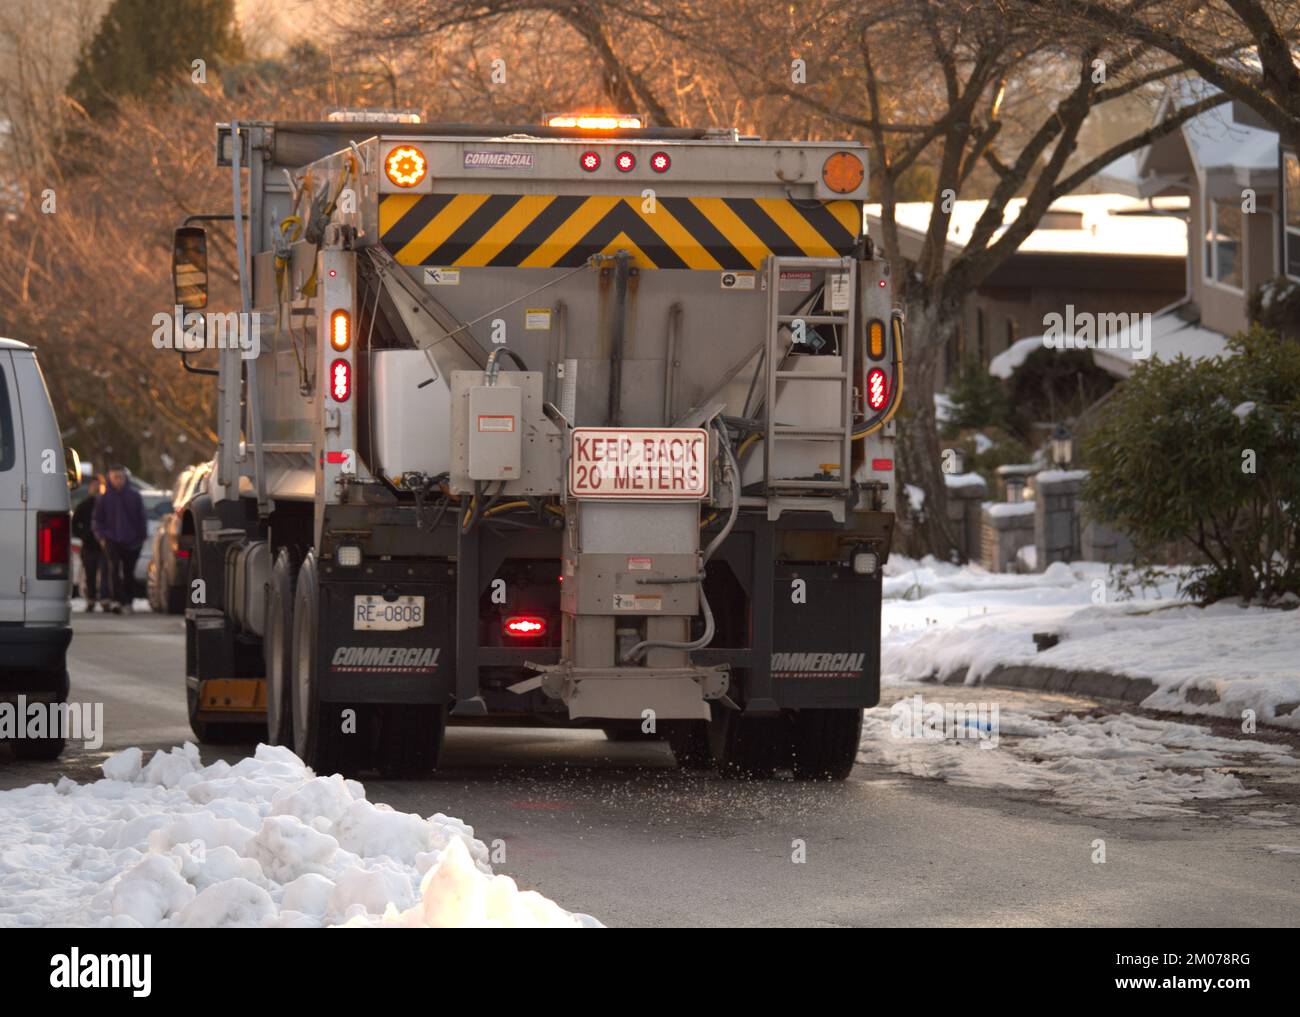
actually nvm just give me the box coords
[482,500,531,519]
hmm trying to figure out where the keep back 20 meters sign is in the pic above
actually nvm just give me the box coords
[569,428,709,499]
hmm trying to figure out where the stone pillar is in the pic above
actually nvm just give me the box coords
[1080,512,1135,563]
[1034,470,1086,567]
[981,501,1036,572]
[944,472,988,562]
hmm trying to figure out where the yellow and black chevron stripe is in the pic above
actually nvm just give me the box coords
[379,194,861,269]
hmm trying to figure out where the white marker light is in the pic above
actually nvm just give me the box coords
[853,552,878,575]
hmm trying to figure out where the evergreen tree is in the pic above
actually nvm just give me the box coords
[68,0,243,119]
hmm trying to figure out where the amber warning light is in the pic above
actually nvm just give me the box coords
[385,145,427,187]
[546,113,644,130]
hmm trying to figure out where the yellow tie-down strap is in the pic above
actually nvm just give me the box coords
[379,193,861,270]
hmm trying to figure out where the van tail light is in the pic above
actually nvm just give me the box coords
[37,511,70,579]
[503,615,547,638]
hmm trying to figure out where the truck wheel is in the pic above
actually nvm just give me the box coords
[789,708,863,781]
[291,552,346,774]
[709,705,783,780]
[666,722,712,769]
[264,547,299,749]
[12,734,65,760]
[12,670,69,759]
[377,705,445,778]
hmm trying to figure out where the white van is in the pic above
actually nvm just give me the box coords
[0,337,75,759]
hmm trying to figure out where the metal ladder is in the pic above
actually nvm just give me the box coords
[761,255,856,517]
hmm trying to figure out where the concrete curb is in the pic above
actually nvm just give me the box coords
[940,663,1300,730]
[941,664,1158,706]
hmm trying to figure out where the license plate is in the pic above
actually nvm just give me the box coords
[353,595,425,630]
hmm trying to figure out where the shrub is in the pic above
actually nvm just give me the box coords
[1081,327,1300,603]
[945,357,1011,435]
[1248,277,1300,341]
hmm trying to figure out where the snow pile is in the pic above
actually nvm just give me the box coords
[860,691,1297,819]
[882,556,1300,729]
[0,743,598,929]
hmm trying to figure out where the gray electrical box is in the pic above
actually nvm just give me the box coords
[467,385,523,480]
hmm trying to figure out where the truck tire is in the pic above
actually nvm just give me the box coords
[263,546,299,749]
[708,705,783,780]
[377,705,445,778]
[291,552,347,774]
[789,708,863,781]
[12,733,65,760]
[666,721,712,769]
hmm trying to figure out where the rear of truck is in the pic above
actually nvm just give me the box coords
[180,117,901,779]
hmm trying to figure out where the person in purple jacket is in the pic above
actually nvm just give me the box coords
[92,465,147,614]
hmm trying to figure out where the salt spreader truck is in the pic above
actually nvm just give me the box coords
[171,112,902,779]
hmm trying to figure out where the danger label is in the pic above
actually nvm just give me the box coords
[569,428,709,499]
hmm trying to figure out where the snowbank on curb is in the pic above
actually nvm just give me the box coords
[0,744,599,929]
[881,556,1300,729]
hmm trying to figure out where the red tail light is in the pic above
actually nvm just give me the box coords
[579,151,601,172]
[329,358,351,401]
[614,151,636,172]
[37,511,70,579]
[649,151,671,173]
[504,616,547,638]
[866,368,888,411]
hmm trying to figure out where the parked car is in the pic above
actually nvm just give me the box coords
[0,337,76,760]
[136,486,174,595]
[147,462,209,614]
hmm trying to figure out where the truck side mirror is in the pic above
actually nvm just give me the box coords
[173,227,209,310]
[64,447,81,491]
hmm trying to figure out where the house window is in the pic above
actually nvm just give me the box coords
[975,308,986,365]
[1006,318,1020,346]
[1285,150,1300,281]
[1204,197,1243,289]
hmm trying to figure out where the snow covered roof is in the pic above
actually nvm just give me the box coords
[1138,79,1279,187]
[989,335,1047,379]
[986,310,1231,381]
[866,193,1187,258]
[1091,309,1230,379]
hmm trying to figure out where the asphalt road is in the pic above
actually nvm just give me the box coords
[3,610,1298,927]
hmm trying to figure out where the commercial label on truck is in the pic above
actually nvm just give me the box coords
[569,428,709,499]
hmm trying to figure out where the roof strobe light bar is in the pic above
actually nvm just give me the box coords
[546,113,645,130]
